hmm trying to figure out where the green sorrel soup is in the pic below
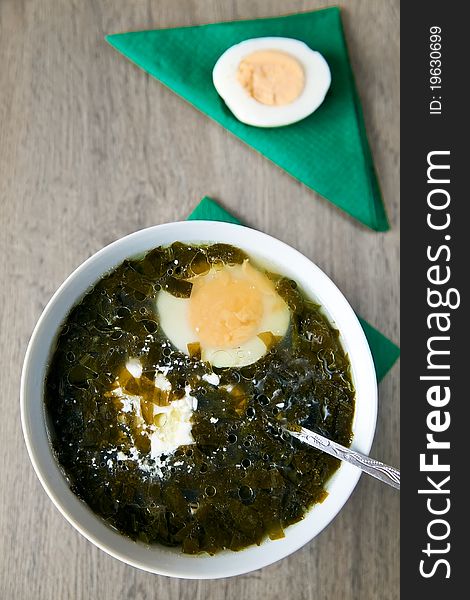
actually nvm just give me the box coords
[45,242,355,554]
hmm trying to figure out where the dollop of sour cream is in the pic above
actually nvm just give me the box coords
[110,360,197,473]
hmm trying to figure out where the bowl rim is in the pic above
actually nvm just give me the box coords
[20,220,378,579]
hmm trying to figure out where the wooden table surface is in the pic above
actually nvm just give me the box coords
[0,1,399,598]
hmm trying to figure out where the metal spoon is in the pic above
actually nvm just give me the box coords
[284,425,400,490]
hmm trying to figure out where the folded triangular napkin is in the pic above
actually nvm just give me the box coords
[107,7,389,231]
[188,196,399,381]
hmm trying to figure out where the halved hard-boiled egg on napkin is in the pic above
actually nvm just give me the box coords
[156,260,290,368]
[212,37,331,127]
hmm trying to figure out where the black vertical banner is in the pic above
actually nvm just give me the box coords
[401,1,467,596]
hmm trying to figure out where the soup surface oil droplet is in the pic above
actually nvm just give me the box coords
[205,486,216,498]
[239,485,253,501]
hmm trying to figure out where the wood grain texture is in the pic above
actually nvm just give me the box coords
[0,1,399,598]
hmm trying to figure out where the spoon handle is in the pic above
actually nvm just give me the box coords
[286,426,400,490]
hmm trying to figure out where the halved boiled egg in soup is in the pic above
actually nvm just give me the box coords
[156,260,290,368]
[212,37,331,127]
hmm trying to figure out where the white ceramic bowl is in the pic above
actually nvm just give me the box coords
[21,221,377,579]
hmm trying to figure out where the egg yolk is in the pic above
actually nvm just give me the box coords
[189,262,273,349]
[237,49,305,106]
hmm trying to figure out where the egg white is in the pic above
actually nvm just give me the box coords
[212,37,331,128]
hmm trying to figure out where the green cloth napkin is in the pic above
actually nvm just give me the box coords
[188,196,399,381]
[106,7,389,231]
